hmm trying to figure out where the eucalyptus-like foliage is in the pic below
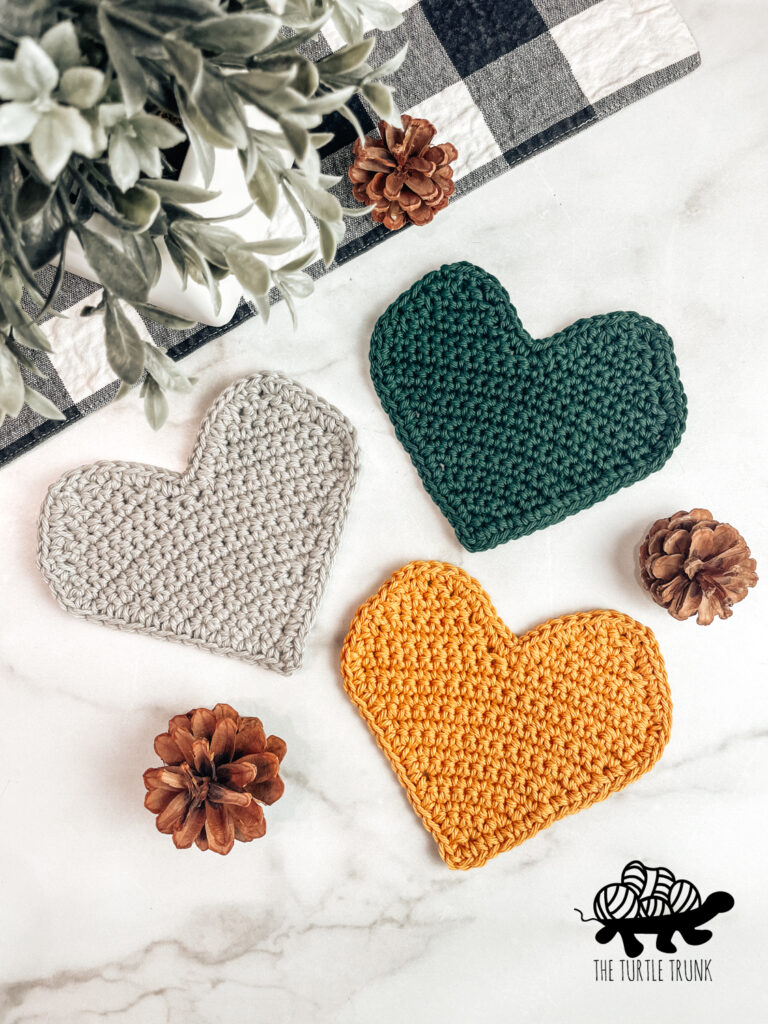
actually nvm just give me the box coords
[0,0,405,428]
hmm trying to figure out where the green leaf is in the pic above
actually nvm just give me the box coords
[291,59,319,98]
[77,227,151,304]
[226,248,271,298]
[134,304,196,331]
[318,218,337,267]
[141,180,220,204]
[247,157,279,219]
[73,168,155,233]
[163,38,203,98]
[310,131,335,149]
[0,264,22,307]
[165,235,189,287]
[15,177,52,221]
[0,341,24,417]
[299,87,356,116]
[98,101,127,130]
[332,3,364,44]
[30,106,93,180]
[359,0,405,31]
[58,67,105,108]
[173,220,242,269]
[13,318,53,353]
[178,88,238,150]
[278,249,318,274]
[275,270,313,299]
[236,236,301,255]
[341,202,375,217]
[367,42,408,81]
[229,67,296,102]
[142,375,168,430]
[80,108,108,158]
[108,129,141,192]
[177,92,215,187]
[6,339,46,378]
[16,197,67,272]
[194,71,248,150]
[14,38,59,98]
[184,14,280,56]
[287,172,341,222]
[361,82,396,121]
[0,61,34,104]
[111,185,161,231]
[251,292,270,324]
[33,253,66,320]
[123,231,162,289]
[40,20,81,73]
[282,184,307,234]
[172,235,221,315]
[0,101,38,144]
[131,113,186,150]
[318,39,375,76]
[103,297,145,384]
[23,384,65,420]
[143,342,194,392]
[279,117,308,162]
[99,4,147,116]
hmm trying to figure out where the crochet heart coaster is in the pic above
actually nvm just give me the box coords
[38,373,358,674]
[341,562,672,869]
[370,263,687,551]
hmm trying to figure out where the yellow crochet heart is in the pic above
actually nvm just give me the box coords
[341,562,672,869]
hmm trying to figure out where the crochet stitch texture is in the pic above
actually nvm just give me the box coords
[341,562,672,870]
[369,262,687,551]
[38,373,358,674]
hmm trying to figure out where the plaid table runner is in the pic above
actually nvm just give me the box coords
[1,0,699,468]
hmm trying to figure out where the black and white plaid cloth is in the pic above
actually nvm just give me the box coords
[1,0,699,468]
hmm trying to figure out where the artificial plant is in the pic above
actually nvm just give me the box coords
[0,0,405,427]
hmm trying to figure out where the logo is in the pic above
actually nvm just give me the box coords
[575,860,734,958]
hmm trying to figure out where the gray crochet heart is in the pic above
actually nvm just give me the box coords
[37,373,358,674]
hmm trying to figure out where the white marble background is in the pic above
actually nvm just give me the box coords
[1,1,767,1021]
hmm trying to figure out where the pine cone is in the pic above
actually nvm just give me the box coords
[639,509,758,625]
[143,704,286,854]
[348,116,458,230]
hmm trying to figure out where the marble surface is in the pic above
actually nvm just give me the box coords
[1,2,767,1020]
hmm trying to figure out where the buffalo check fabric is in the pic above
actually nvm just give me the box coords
[1,0,699,467]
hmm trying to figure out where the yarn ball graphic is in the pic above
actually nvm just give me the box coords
[639,896,673,917]
[669,879,702,913]
[621,860,675,901]
[594,883,639,921]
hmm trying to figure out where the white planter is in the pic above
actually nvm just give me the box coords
[63,112,307,327]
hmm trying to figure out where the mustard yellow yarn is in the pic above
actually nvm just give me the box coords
[340,561,672,870]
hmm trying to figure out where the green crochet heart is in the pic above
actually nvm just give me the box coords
[370,263,687,551]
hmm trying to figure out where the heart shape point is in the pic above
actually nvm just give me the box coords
[370,262,687,550]
[341,562,672,869]
[38,373,358,674]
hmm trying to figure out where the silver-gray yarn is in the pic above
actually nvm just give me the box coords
[37,373,359,674]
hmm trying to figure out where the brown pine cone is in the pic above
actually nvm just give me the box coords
[143,704,286,854]
[348,115,458,230]
[639,509,758,625]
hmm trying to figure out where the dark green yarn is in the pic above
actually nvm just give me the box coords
[369,262,687,552]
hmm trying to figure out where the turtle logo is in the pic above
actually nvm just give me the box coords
[575,860,734,958]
